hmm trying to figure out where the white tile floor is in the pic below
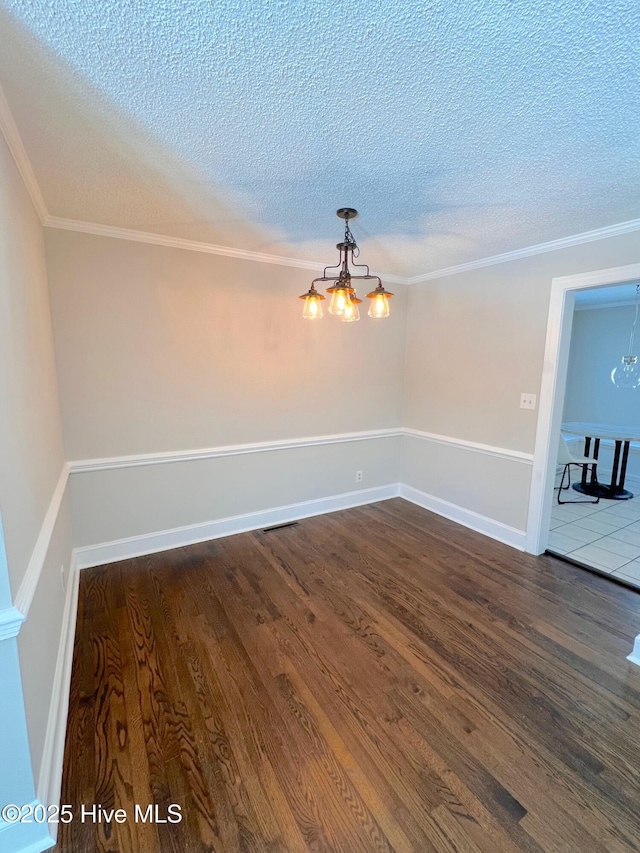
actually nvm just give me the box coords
[548,478,640,589]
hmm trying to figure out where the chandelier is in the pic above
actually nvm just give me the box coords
[299,209,393,321]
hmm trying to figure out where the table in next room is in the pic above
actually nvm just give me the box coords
[561,421,640,500]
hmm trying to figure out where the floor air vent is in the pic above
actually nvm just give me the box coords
[261,521,300,533]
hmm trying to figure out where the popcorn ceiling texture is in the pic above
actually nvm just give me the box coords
[1,0,640,276]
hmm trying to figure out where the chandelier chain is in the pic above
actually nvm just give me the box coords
[628,284,640,356]
[344,220,360,258]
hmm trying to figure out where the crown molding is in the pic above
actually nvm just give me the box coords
[2,77,637,285]
[574,298,638,311]
[44,216,409,284]
[407,217,640,285]
[43,212,640,287]
[0,82,48,223]
[44,216,329,271]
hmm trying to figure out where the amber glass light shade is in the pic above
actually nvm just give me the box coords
[341,294,362,323]
[327,286,351,315]
[299,284,325,320]
[368,293,389,318]
[303,294,324,319]
[366,282,393,318]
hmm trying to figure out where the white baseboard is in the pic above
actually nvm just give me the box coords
[399,484,526,551]
[627,635,640,667]
[75,484,401,569]
[77,482,524,571]
[36,556,79,839]
[0,799,54,852]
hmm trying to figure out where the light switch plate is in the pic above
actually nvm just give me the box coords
[520,393,536,410]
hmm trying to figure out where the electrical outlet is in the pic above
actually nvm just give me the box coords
[60,563,66,593]
[520,393,536,410]
[355,470,363,483]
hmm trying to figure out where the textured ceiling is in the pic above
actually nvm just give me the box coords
[1,0,639,276]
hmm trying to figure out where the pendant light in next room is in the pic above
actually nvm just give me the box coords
[611,284,640,389]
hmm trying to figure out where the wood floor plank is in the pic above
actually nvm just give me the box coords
[116,570,161,853]
[56,499,640,852]
[56,566,95,853]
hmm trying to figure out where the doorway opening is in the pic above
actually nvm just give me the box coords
[525,262,640,589]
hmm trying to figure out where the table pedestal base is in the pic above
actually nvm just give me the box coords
[572,482,633,501]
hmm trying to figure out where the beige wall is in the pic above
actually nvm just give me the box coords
[564,304,640,427]
[45,229,407,460]
[70,437,400,548]
[45,228,407,546]
[46,225,640,545]
[400,435,532,532]
[0,129,72,825]
[17,495,72,785]
[402,232,640,529]
[0,134,67,597]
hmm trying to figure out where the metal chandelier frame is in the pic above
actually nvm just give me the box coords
[299,209,393,320]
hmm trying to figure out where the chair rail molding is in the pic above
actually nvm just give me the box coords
[69,429,401,472]
[401,428,533,464]
[14,464,70,620]
[68,427,532,474]
[0,606,26,641]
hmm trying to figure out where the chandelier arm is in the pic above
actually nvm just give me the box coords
[349,258,372,276]
[322,261,343,278]
[312,276,341,285]
[351,275,381,285]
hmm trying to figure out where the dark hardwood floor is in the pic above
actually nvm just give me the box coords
[57,498,640,852]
